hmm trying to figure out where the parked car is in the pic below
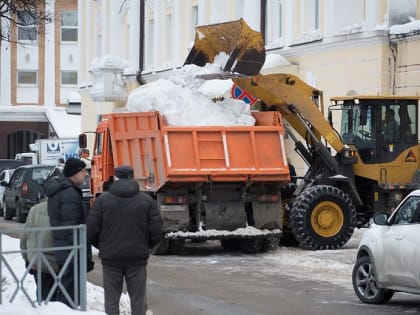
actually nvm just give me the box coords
[44,163,92,211]
[1,165,53,223]
[352,189,420,304]
[0,159,25,172]
[0,169,15,216]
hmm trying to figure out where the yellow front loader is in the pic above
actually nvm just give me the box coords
[185,19,420,250]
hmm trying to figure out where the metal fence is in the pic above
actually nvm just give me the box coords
[0,224,87,311]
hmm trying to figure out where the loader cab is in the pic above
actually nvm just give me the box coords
[330,96,419,164]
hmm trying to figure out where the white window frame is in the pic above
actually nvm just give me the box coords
[305,0,320,31]
[61,70,78,86]
[274,0,283,39]
[17,70,38,86]
[17,11,38,42]
[61,10,78,42]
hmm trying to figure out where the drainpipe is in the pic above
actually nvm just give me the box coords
[260,0,266,43]
[137,0,145,84]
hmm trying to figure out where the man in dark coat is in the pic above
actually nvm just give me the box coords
[87,165,163,315]
[44,157,93,308]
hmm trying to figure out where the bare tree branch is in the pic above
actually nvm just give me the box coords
[0,0,53,44]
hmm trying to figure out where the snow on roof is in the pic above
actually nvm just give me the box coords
[389,17,420,35]
[45,107,81,138]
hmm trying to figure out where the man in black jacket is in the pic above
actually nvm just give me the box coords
[44,157,93,308]
[87,165,163,315]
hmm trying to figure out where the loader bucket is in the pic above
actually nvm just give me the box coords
[184,18,265,76]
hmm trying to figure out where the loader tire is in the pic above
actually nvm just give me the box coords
[290,185,356,250]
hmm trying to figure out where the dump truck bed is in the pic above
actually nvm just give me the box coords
[103,111,289,192]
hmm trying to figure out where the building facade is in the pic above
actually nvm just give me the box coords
[78,0,420,175]
[0,0,79,159]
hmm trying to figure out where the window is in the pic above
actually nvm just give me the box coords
[61,71,78,85]
[393,196,420,225]
[61,10,78,42]
[17,71,38,85]
[94,133,103,155]
[275,0,283,38]
[17,11,38,41]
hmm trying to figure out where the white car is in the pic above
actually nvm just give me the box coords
[352,189,420,304]
[0,168,15,215]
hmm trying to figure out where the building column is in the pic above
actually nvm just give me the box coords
[323,0,335,38]
[0,42,12,106]
[153,0,163,67]
[44,0,55,106]
[243,0,260,31]
[128,0,140,69]
[173,0,183,66]
[365,0,381,30]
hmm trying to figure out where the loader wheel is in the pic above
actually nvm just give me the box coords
[290,185,356,250]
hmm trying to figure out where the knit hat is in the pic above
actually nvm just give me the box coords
[64,158,86,177]
[114,165,134,179]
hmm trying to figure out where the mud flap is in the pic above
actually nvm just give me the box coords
[184,18,265,76]
[204,201,247,230]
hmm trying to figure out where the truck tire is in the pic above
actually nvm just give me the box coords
[290,185,356,250]
[280,183,298,246]
[16,201,26,223]
[220,239,240,251]
[4,203,13,221]
[152,236,170,255]
[168,239,185,255]
[239,238,265,253]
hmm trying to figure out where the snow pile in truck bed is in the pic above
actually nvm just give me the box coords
[126,58,255,126]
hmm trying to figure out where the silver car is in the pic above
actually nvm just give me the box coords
[352,189,420,304]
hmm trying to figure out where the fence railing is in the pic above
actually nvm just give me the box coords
[0,224,87,311]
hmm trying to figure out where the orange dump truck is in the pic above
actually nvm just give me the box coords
[80,110,290,254]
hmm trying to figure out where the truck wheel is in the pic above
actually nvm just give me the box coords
[16,201,26,223]
[152,236,170,255]
[4,203,13,221]
[280,183,298,246]
[290,185,356,250]
[220,239,240,251]
[0,199,4,217]
[263,235,280,251]
[168,239,185,255]
[239,238,265,253]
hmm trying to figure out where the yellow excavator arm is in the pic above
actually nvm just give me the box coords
[233,74,345,153]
